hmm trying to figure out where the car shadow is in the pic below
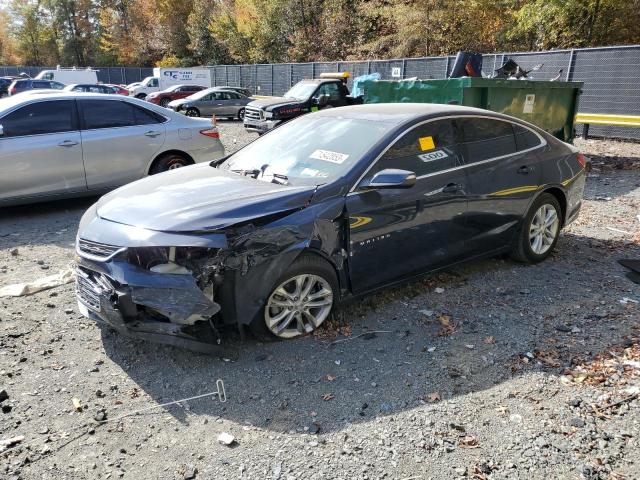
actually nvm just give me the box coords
[100,231,640,434]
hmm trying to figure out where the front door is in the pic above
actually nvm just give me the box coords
[457,118,544,255]
[346,119,469,293]
[78,99,166,189]
[0,99,85,202]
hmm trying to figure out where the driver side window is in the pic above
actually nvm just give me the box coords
[365,119,463,180]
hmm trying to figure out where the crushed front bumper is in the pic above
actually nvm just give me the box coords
[243,119,280,134]
[75,259,235,356]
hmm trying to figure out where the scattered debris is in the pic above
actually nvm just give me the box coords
[0,435,24,453]
[217,432,235,446]
[0,268,74,297]
[72,397,83,412]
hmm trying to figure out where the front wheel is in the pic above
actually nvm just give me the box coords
[511,193,562,263]
[252,254,338,339]
[159,97,170,107]
[185,107,200,117]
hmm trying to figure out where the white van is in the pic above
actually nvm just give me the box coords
[129,68,212,99]
[35,67,98,85]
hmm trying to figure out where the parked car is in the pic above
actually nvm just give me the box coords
[63,84,117,94]
[0,92,225,206]
[146,84,207,107]
[8,79,65,96]
[104,84,130,96]
[0,76,21,97]
[74,104,586,351]
[168,88,252,119]
[217,86,252,97]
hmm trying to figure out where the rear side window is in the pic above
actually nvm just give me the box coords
[80,100,164,129]
[1,100,76,137]
[458,118,516,164]
[513,124,542,151]
[369,119,463,178]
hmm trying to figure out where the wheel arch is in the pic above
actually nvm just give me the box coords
[146,150,195,175]
[539,186,567,226]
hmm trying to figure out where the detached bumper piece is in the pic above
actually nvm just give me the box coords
[76,262,236,357]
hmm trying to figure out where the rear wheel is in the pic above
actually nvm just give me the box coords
[251,254,338,339]
[185,107,200,117]
[159,97,170,107]
[237,108,245,120]
[149,153,191,174]
[511,193,562,263]
[135,93,146,99]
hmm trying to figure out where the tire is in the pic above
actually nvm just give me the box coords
[185,107,200,117]
[149,153,191,174]
[250,254,338,340]
[237,108,245,120]
[135,93,146,99]
[511,193,562,264]
[159,97,170,107]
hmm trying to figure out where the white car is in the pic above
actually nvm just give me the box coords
[0,92,225,206]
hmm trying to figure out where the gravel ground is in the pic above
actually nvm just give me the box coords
[1,125,639,480]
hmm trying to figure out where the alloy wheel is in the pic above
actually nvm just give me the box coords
[529,204,559,255]
[264,274,333,338]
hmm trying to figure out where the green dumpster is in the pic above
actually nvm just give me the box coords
[362,77,582,142]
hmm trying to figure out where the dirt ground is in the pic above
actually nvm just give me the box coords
[1,126,639,480]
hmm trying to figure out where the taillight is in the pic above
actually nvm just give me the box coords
[200,128,219,138]
[576,153,586,168]
[9,87,15,95]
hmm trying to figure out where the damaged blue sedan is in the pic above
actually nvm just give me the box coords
[75,104,586,351]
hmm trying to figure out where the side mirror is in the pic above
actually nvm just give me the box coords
[363,169,416,189]
[315,94,329,107]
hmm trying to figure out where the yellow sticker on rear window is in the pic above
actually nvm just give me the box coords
[419,136,435,151]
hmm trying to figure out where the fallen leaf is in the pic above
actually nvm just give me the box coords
[425,391,441,403]
[484,336,496,344]
[72,398,82,412]
[322,393,334,401]
[459,435,479,448]
[325,374,336,382]
[438,315,451,327]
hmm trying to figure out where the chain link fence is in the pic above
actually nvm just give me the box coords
[3,45,639,140]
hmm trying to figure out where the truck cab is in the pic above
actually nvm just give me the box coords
[129,76,160,99]
[244,73,361,134]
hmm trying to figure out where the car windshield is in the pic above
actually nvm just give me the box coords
[218,115,395,186]
[283,82,317,100]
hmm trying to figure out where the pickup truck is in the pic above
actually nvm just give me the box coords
[243,73,362,134]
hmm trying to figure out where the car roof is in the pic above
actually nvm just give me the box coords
[0,91,166,112]
[312,103,531,125]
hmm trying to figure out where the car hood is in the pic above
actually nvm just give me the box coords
[96,163,317,232]
[247,97,304,111]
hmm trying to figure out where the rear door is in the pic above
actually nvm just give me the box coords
[346,119,469,292]
[458,117,544,255]
[0,99,85,201]
[78,99,167,189]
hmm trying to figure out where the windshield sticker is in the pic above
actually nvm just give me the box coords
[419,150,449,162]
[300,168,320,177]
[418,136,435,151]
[310,149,349,164]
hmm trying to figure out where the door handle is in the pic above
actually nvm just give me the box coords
[442,183,463,193]
[517,166,532,174]
[144,131,161,137]
[58,140,78,147]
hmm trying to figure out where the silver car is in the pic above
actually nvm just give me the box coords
[168,88,252,120]
[0,92,225,206]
